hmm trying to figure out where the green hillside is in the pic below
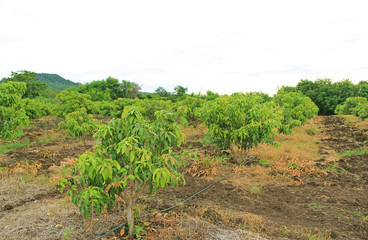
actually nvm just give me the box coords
[36,73,80,92]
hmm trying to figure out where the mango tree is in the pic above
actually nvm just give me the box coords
[55,90,93,118]
[58,107,99,146]
[0,82,29,141]
[335,97,368,115]
[201,93,283,156]
[134,99,173,120]
[21,98,52,119]
[59,107,186,239]
[356,103,368,120]
[175,97,203,122]
[335,97,368,120]
[273,92,319,134]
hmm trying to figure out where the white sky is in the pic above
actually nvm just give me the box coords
[1,0,368,95]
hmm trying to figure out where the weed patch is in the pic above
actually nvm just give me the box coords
[309,201,324,210]
[258,158,271,166]
[250,120,320,168]
[338,147,368,157]
[323,164,339,173]
[37,137,65,143]
[279,226,332,240]
[305,126,321,136]
[0,138,30,154]
[341,114,368,130]
[249,184,264,196]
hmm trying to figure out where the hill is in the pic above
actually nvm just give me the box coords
[36,73,80,92]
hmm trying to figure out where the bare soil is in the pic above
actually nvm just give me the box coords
[0,116,367,239]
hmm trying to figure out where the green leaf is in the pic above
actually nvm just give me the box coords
[130,151,135,163]
[107,165,113,179]
[102,169,108,181]
[128,175,136,180]
[88,167,94,178]
[160,176,166,188]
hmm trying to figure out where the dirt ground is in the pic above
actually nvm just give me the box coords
[0,116,367,239]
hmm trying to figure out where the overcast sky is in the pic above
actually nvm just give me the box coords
[1,0,368,95]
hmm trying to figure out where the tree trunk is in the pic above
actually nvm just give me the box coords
[127,181,135,239]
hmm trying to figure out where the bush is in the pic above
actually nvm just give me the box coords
[335,97,368,115]
[21,99,52,119]
[55,90,93,118]
[0,82,29,141]
[134,99,173,120]
[58,108,99,145]
[335,97,368,120]
[174,97,204,122]
[111,98,137,118]
[201,93,283,154]
[356,103,368,120]
[274,92,319,133]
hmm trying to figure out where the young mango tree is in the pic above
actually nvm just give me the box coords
[20,98,52,119]
[335,97,368,120]
[55,90,93,118]
[335,96,368,115]
[59,107,186,239]
[201,93,284,157]
[175,97,203,123]
[0,81,29,141]
[273,92,319,134]
[58,107,100,146]
[356,103,368,120]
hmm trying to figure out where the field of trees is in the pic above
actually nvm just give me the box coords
[1,71,368,239]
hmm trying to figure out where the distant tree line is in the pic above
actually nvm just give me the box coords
[278,78,368,115]
[3,71,368,117]
[0,70,223,105]
[1,70,48,99]
[74,77,141,101]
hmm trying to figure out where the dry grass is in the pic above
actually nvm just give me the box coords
[187,205,266,234]
[183,117,326,187]
[38,129,65,141]
[215,208,266,233]
[150,215,209,239]
[150,213,268,240]
[249,120,321,164]
[229,164,293,192]
[182,124,207,141]
[235,117,330,184]
[277,225,332,240]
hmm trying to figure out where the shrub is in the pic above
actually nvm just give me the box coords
[274,92,319,133]
[0,82,29,141]
[58,108,99,145]
[21,99,52,119]
[175,97,204,122]
[335,97,368,115]
[201,93,283,155]
[55,90,93,118]
[356,103,368,120]
[335,97,368,120]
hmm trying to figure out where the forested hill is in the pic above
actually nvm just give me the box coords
[36,73,80,92]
